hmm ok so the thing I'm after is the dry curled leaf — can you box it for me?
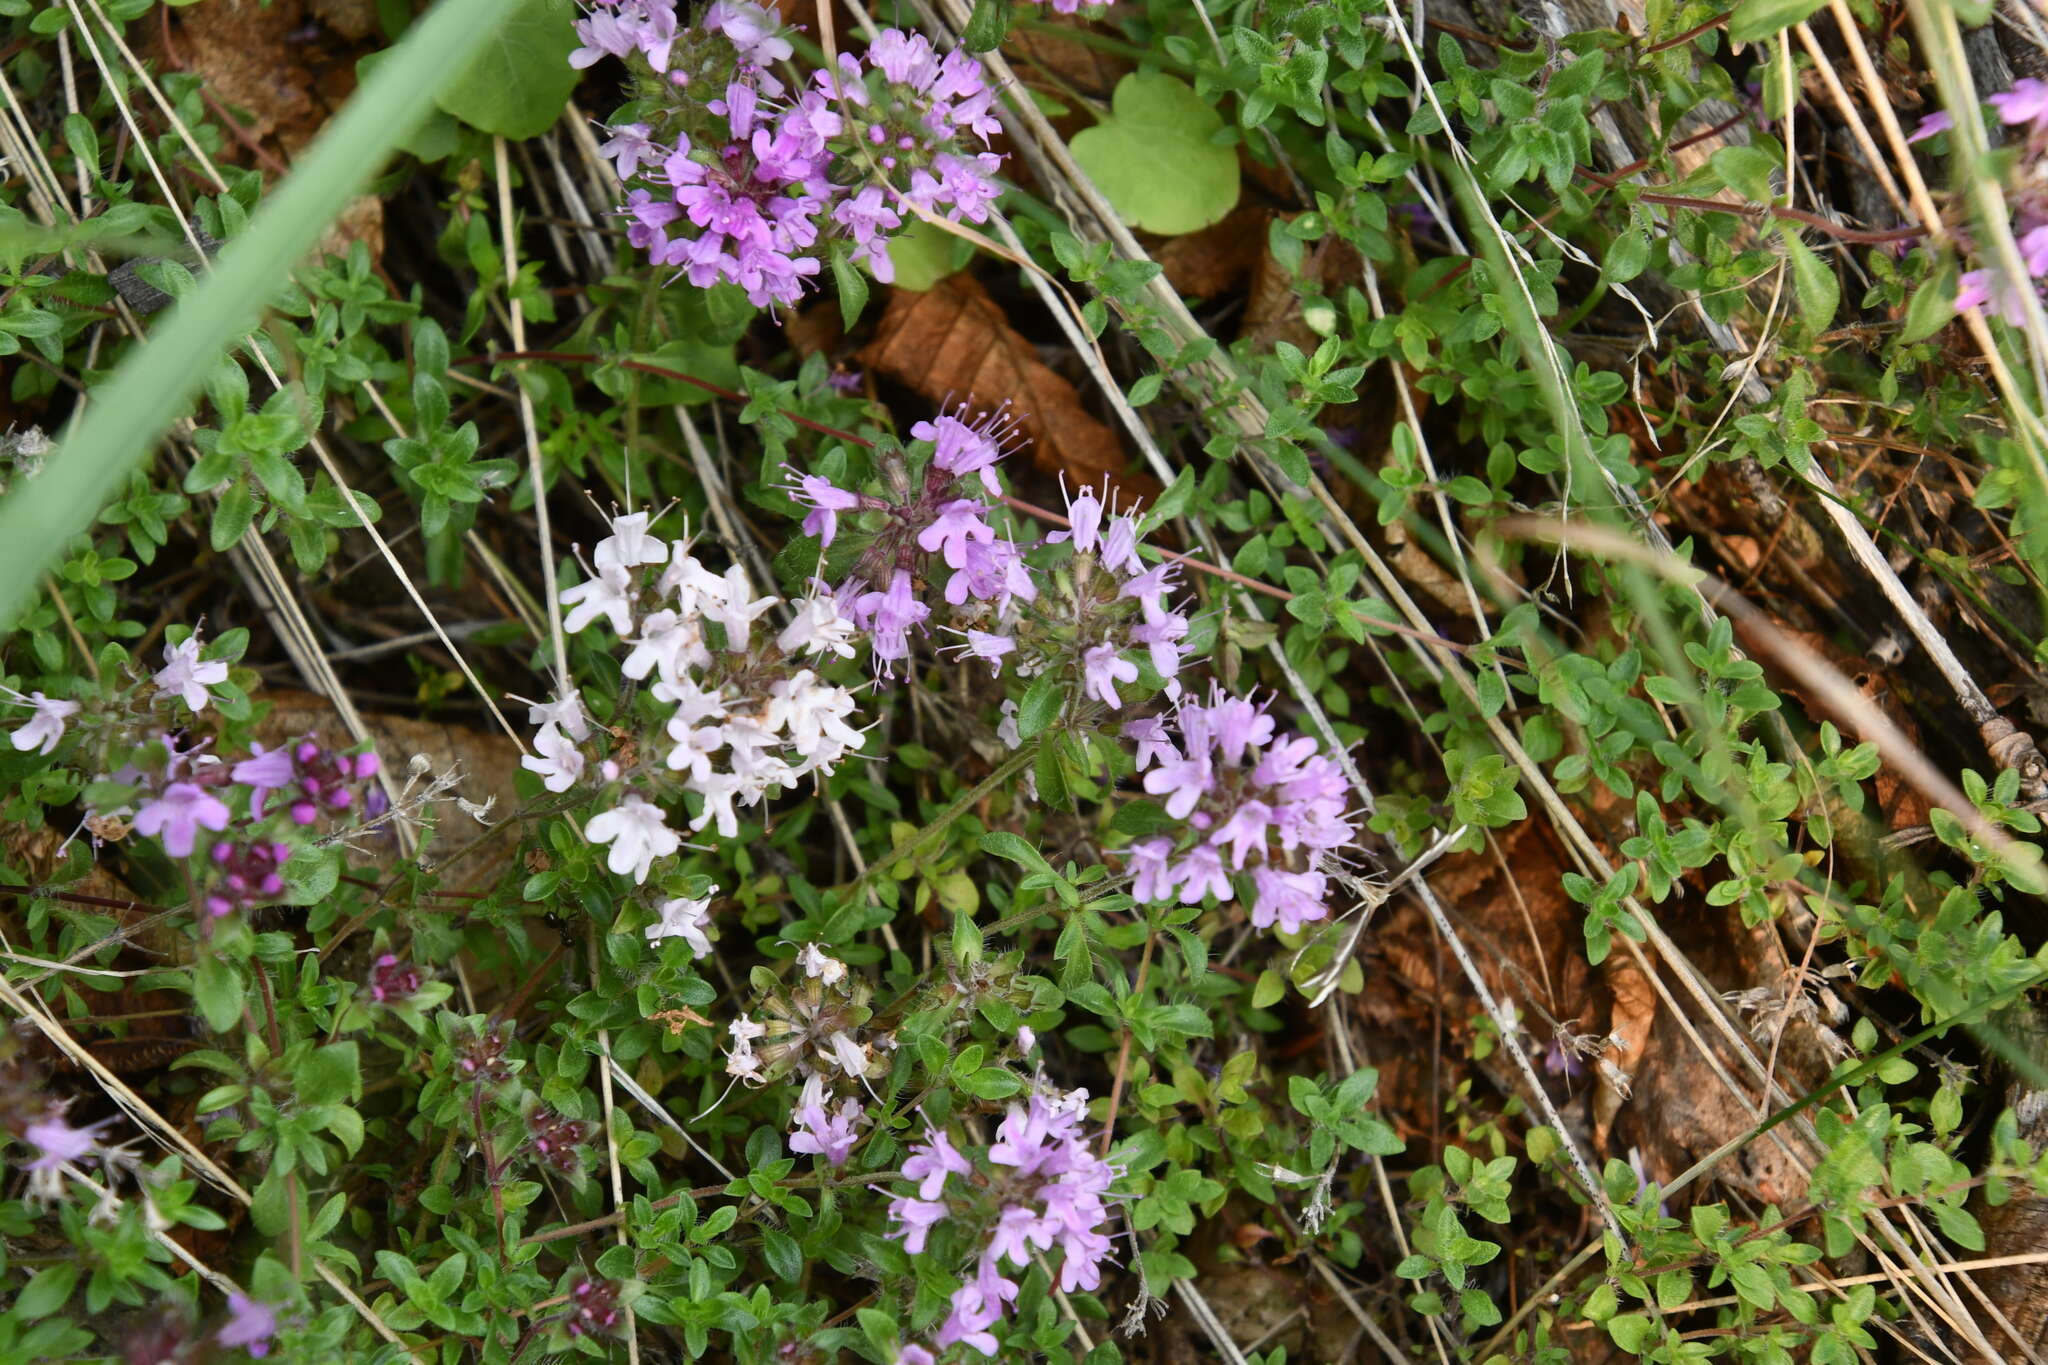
[1593,949,1655,1147]
[858,273,1155,498]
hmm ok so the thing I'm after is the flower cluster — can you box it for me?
[1122,688,1357,934]
[959,480,1190,712]
[90,731,385,922]
[561,1275,625,1340]
[790,408,1189,722]
[1941,78,2048,322]
[787,405,1030,674]
[534,511,868,884]
[885,1089,1116,1358]
[724,942,884,1088]
[579,1,1004,307]
[3,628,235,760]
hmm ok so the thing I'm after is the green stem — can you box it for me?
[842,740,1041,902]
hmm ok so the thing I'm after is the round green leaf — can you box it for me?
[1070,72,1241,236]
[435,0,580,138]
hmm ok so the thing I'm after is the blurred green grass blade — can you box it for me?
[0,0,511,630]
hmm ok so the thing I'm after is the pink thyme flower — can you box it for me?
[216,1293,279,1358]
[153,634,229,713]
[789,1092,863,1166]
[1907,110,1951,143]
[133,781,231,858]
[1991,77,2048,128]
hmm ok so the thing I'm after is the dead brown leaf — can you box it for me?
[1159,204,1268,301]
[858,273,1155,498]
[1006,12,1130,103]
[255,689,522,890]
[1243,216,1363,355]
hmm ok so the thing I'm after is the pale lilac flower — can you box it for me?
[133,781,231,858]
[521,724,585,794]
[901,1125,973,1199]
[647,890,716,954]
[709,565,778,650]
[936,1282,1002,1356]
[2021,224,2048,278]
[5,690,77,755]
[777,592,859,659]
[790,475,862,546]
[896,1348,937,1365]
[1082,642,1139,708]
[599,123,661,179]
[1250,865,1330,934]
[705,0,792,63]
[685,768,747,838]
[890,1194,948,1253]
[22,1106,112,1172]
[586,795,681,884]
[154,635,229,712]
[229,742,296,813]
[622,609,709,685]
[1122,717,1177,772]
[860,569,931,668]
[914,409,1006,495]
[826,1030,869,1076]
[917,499,995,567]
[726,1015,768,1081]
[1956,267,2034,324]
[946,629,1014,676]
[1127,837,1176,903]
[217,1293,280,1358]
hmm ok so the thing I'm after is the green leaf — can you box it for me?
[0,0,517,629]
[980,830,1055,878]
[1727,0,1831,44]
[962,0,1016,51]
[302,1042,363,1106]
[1781,230,1839,332]
[210,481,256,552]
[1070,72,1241,235]
[1251,968,1284,1009]
[1016,672,1062,739]
[16,1262,78,1319]
[830,246,869,330]
[1606,1312,1655,1353]
[762,1228,802,1281]
[434,0,579,137]
[1900,262,1957,343]
[885,217,969,292]
[193,953,244,1033]
[1710,144,1780,203]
